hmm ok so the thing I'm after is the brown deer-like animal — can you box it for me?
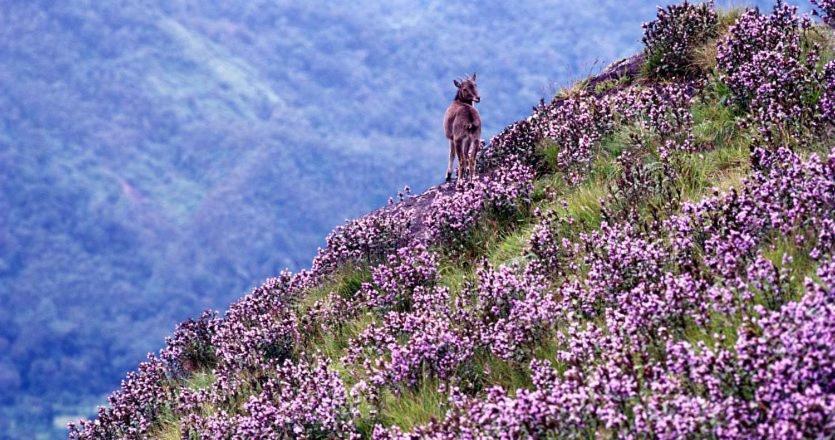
[444,73,481,182]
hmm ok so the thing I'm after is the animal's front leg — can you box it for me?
[446,139,455,182]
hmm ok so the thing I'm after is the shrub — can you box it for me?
[642,1,719,78]
[312,208,412,275]
[716,2,821,141]
[68,356,175,439]
[186,357,357,438]
[161,310,220,375]
[822,60,835,123]
[812,0,835,27]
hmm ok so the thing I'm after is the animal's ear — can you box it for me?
[471,72,477,81]
[453,79,461,88]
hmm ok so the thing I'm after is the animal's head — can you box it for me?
[454,73,480,103]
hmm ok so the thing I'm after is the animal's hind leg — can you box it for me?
[468,137,479,179]
[446,139,455,182]
[455,139,465,182]
[461,139,471,180]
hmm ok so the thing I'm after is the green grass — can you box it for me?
[682,310,742,351]
[378,379,449,431]
[296,264,370,314]
[487,224,535,267]
[676,142,749,201]
[692,8,745,73]
[475,352,534,393]
[691,85,740,148]
[762,234,821,300]
[149,406,181,440]
[150,48,832,437]
[438,258,475,293]
[187,371,215,391]
[680,82,752,200]
[311,312,376,365]
[593,76,632,95]
[555,78,589,100]
[805,24,835,70]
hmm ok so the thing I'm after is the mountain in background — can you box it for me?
[0,0,795,437]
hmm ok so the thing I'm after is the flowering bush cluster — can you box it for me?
[186,357,358,439]
[361,244,438,312]
[481,118,542,171]
[642,0,719,78]
[71,3,835,437]
[67,271,311,439]
[160,310,220,376]
[533,93,615,183]
[312,208,412,275]
[374,146,835,439]
[717,2,821,141]
[343,261,559,400]
[462,262,556,361]
[616,83,698,153]
[822,60,835,123]
[527,207,580,277]
[424,160,534,246]
[68,356,174,439]
[211,272,310,377]
[812,0,835,26]
[345,285,475,397]
[670,147,835,284]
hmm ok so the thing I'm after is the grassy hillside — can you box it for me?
[66,0,835,438]
[5,1,766,436]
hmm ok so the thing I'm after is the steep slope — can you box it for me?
[68,1,835,438]
[2,1,741,436]
[4,1,740,436]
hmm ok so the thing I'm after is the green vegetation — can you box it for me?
[9,2,695,436]
[303,71,832,431]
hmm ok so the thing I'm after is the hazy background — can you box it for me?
[0,0,804,437]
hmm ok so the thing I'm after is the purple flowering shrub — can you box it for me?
[617,83,698,152]
[160,310,220,376]
[642,0,719,78]
[534,93,615,183]
[361,244,438,313]
[211,272,310,378]
[344,286,475,398]
[602,138,683,224]
[527,207,581,277]
[736,263,835,438]
[312,208,412,275]
[67,355,174,439]
[481,118,542,171]
[812,0,835,26]
[717,2,822,141]
[185,357,358,439]
[424,160,534,247]
[822,60,835,123]
[423,185,485,246]
[670,147,835,285]
[461,262,556,362]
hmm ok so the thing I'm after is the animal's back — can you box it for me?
[444,102,481,140]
